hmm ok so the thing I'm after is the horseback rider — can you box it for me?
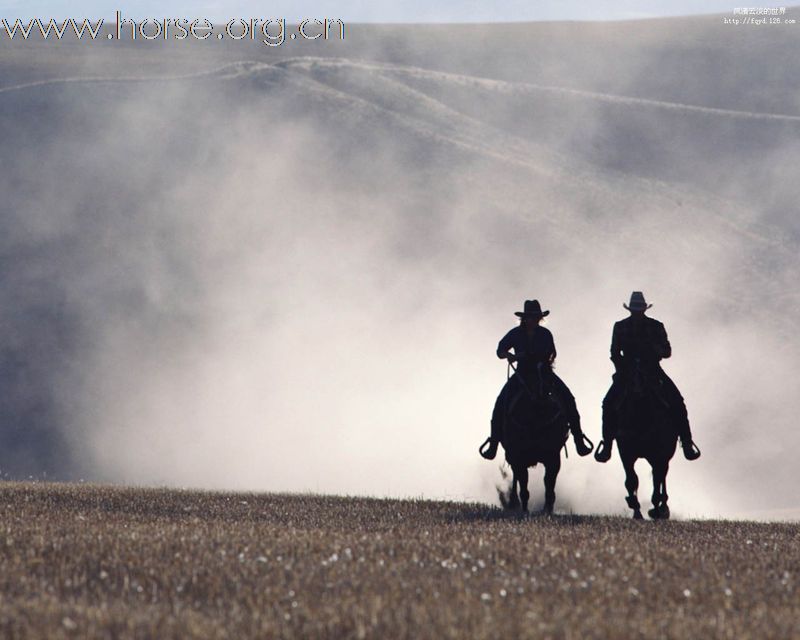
[480,299,593,460]
[595,291,701,462]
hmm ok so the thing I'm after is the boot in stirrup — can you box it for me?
[681,438,701,461]
[594,439,613,463]
[479,437,499,460]
[571,426,593,457]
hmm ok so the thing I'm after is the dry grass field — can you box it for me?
[0,483,797,639]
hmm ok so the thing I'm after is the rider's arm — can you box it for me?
[496,328,517,360]
[546,329,557,364]
[653,322,672,359]
[610,322,623,369]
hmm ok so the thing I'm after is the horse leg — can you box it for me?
[622,453,643,520]
[543,453,561,515]
[517,465,530,513]
[661,469,670,519]
[508,469,520,510]
[648,462,671,520]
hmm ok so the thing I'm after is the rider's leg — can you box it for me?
[481,377,513,460]
[595,384,618,462]
[550,373,592,456]
[661,376,700,460]
[490,391,504,441]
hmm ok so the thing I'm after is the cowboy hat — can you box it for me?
[515,299,549,318]
[623,291,653,311]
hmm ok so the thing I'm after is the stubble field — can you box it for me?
[0,482,797,639]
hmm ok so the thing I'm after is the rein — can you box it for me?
[508,361,545,399]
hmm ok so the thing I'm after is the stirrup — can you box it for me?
[682,440,701,461]
[479,438,498,460]
[574,433,594,457]
[594,439,612,463]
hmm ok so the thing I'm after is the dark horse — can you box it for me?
[488,364,571,514]
[614,359,678,520]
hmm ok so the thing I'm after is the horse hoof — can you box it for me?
[542,504,554,516]
[633,511,644,520]
[648,505,670,520]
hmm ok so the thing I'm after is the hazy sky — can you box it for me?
[1,1,753,22]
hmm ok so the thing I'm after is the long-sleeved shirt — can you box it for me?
[610,315,671,369]
[496,325,556,373]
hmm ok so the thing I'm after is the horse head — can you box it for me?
[504,367,566,453]
[615,358,674,445]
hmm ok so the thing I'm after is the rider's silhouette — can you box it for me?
[595,291,701,462]
[480,299,593,460]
